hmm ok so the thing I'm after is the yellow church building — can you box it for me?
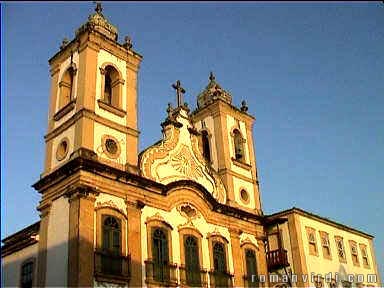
[1,4,381,288]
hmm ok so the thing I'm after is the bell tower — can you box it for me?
[191,72,262,214]
[43,3,142,176]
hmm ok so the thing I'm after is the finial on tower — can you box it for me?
[60,37,70,50]
[240,100,248,112]
[94,1,103,14]
[209,71,216,82]
[123,36,133,50]
[167,102,173,117]
[172,80,186,107]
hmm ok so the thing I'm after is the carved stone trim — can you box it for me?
[177,203,200,221]
[145,213,173,230]
[240,236,259,250]
[140,126,181,179]
[95,200,127,218]
[101,134,122,159]
[97,99,126,117]
[45,108,139,142]
[64,184,99,202]
[231,157,252,170]
[53,100,76,121]
[206,229,229,243]
[55,137,70,162]
[177,222,203,239]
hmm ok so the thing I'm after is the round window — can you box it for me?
[102,135,121,159]
[105,138,118,154]
[56,138,69,161]
[240,189,249,203]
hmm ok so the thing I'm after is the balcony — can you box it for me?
[145,259,178,287]
[266,248,289,270]
[179,265,208,287]
[209,270,234,288]
[94,250,131,284]
[243,275,259,287]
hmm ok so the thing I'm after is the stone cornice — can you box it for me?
[265,207,374,239]
[32,149,264,223]
[191,98,255,123]
[49,30,142,68]
[45,108,139,142]
[1,221,40,257]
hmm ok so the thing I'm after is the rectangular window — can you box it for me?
[21,261,34,288]
[305,227,318,256]
[359,244,370,268]
[319,231,331,259]
[334,236,346,263]
[348,240,359,266]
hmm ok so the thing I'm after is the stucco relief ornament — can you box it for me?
[170,145,203,179]
[95,200,127,217]
[177,203,200,221]
[139,81,227,204]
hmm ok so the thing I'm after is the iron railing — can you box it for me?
[243,274,259,287]
[266,248,289,270]
[144,259,178,286]
[94,250,131,281]
[209,270,234,287]
[179,265,208,287]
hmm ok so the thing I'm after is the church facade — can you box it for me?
[2,5,380,288]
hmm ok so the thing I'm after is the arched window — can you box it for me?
[213,241,229,287]
[20,260,34,288]
[184,235,201,286]
[102,65,121,108]
[201,130,211,163]
[245,249,258,287]
[59,67,75,109]
[102,215,122,275]
[213,242,226,272]
[233,129,244,161]
[152,228,169,282]
[104,73,112,104]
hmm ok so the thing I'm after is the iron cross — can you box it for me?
[94,1,103,14]
[172,80,186,107]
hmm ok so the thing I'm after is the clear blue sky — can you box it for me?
[2,2,383,279]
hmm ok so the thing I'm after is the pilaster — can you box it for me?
[257,239,269,288]
[125,199,144,287]
[36,204,51,287]
[67,187,97,287]
[229,229,244,287]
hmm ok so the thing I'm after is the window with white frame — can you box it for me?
[335,237,346,262]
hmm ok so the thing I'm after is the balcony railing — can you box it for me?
[266,248,289,270]
[94,250,131,282]
[243,275,259,287]
[145,259,178,287]
[209,270,234,288]
[179,265,208,287]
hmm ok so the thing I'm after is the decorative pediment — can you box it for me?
[95,200,127,217]
[240,234,259,249]
[139,107,227,204]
